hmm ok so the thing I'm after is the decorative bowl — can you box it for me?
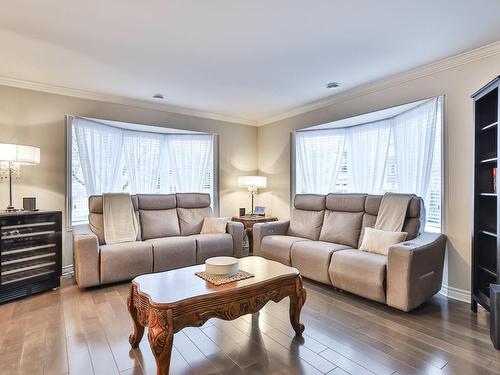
[205,256,239,276]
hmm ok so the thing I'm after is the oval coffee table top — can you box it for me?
[132,256,299,305]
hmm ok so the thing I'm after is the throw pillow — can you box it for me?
[359,227,407,256]
[201,217,229,234]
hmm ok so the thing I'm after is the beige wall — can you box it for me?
[0,85,258,266]
[257,53,500,294]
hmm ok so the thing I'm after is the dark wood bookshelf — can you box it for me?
[472,76,500,313]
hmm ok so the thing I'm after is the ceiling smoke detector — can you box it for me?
[153,93,165,99]
[326,82,340,89]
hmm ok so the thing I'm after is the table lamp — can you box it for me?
[238,175,267,215]
[0,143,40,211]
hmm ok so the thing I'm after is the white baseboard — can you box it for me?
[439,284,470,303]
[62,264,74,276]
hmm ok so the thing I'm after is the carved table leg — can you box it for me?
[128,284,145,348]
[148,309,174,375]
[289,275,306,336]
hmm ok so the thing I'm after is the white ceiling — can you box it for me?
[1,0,500,124]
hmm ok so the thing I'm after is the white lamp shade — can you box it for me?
[0,143,40,165]
[238,175,267,188]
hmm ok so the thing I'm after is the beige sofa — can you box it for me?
[73,193,245,288]
[253,193,446,312]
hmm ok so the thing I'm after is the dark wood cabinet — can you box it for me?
[0,211,62,304]
[472,76,500,312]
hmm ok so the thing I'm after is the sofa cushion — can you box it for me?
[294,194,326,211]
[365,195,424,240]
[89,194,138,213]
[326,194,366,212]
[201,217,229,234]
[403,218,420,241]
[139,209,180,240]
[287,208,324,240]
[177,207,214,236]
[358,213,377,247]
[190,233,233,263]
[89,211,141,245]
[100,241,153,284]
[176,193,211,208]
[359,227,407,256]
[291,241,351,284]
[89,213,105,245]
[260,235,310,266]
[137,194,176,210]
[319,211,363,248]
[329,249,387,303]
[147,236,196,272]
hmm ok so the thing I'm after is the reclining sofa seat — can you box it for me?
[73,193,245,288]
[253,193,446,312]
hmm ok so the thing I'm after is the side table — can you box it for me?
[232,216,278,254]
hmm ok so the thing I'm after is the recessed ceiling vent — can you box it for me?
[153,93,165,99]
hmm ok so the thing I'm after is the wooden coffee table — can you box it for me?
[127,256,306,375]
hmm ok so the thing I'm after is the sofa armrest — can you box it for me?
[253,220,290,255]
[227,221,246,258]
[72,224,100,288]
[386,232,446,311]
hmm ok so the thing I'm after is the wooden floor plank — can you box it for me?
[0,275,499,375]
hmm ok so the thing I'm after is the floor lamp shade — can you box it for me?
[0,143,40,211]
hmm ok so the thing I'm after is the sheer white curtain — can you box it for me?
[392,97,440,198]
[295,129,346,194]
[73,117,123,196]
[346,120,392,193]
[167,134,214,192]
[122,131,164,194]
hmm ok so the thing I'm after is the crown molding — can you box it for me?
[258,41,500,126]
[0,76,257,126]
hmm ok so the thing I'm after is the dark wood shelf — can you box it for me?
[478,265,498,278]
[480,157,498,164]
[472,77,499,314]
[479,230,498,238]
[481,122,498,132]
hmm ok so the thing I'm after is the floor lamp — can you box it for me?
[238,175,267,215]
[0,143,40,211]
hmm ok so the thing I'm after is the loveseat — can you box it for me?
[73,193,245,288]
[253,193,446,311]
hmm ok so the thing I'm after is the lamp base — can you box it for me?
[5,206,18,212]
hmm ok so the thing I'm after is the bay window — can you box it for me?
[68,116,217,225]
[293,97,443,231]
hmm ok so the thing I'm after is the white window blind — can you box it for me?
[293,97,443,230]
[70,117,215,225]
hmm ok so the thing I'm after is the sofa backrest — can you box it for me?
[137,194,180,240]
[176,193,214,236]
[88,195,141,245]
[360,194,424,246]
[87,193,214,243]
[319,194,366,248]
[291,193,425,248]
[287,194,325,240]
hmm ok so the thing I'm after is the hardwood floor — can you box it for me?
[0,275,498,375]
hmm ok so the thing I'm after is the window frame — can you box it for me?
[289,96,445,233]
[65,116,220,229]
